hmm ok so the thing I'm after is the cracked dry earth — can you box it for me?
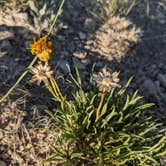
[0,0,166,165]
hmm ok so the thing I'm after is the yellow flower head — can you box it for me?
[30,35,52,62]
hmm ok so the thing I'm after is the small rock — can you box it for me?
[158,74,166,89]
[73,51,87,59]
[68,27,75,34]
[73,58,86,70]
[96,61,103,68]
[137,69,146,81]
[147,64,159,78]
[150,11,165,24]
[79,32,87,40]
[1,40,11,48]
[158,63,164,69]
[84,18,96,31]
[0,51,7,58]
[81,58,91,65]
[74,37,79,41]
[155,81,166,103]
[141,79,157,98]
[57,59,70,74]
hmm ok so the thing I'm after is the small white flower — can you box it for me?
[93,67,121,93]
[30,61,53,86]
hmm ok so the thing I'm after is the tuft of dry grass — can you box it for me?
[0,100,56,166]
[91,16,142,61]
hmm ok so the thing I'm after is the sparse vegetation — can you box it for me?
[45,70,166,166]
[0,0,165,165]
[86,0,150,22]
[86,0,138,22]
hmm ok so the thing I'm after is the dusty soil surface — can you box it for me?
[56,0,166,122]
[0,0,166,165]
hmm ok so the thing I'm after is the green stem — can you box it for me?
[51,77,64,101]
[48,0,65,36]
[0,0,66,103]
[46,77,63,102]
[45,83,58,101]
[0,56,38,103]
[95,93,105,122]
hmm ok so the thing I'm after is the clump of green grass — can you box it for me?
[44,68,166,166]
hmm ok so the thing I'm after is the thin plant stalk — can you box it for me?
[95,93,105,122]
[46,77,64,102]
[46,84,58,100]
[0,0,65,103]
[50,77,64,101]
[48,0,65,36]
[0,56,37,103]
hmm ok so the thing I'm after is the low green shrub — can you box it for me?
[45,69,166,166]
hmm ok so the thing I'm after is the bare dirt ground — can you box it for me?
[56,0,166,122]
[0,0,166,165]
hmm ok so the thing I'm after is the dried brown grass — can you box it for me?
[0,99,56,166]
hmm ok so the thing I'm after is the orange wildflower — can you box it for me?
[30,35,52,62]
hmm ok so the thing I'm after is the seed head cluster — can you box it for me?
[93,67,121,93]
[30,61,53,86]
